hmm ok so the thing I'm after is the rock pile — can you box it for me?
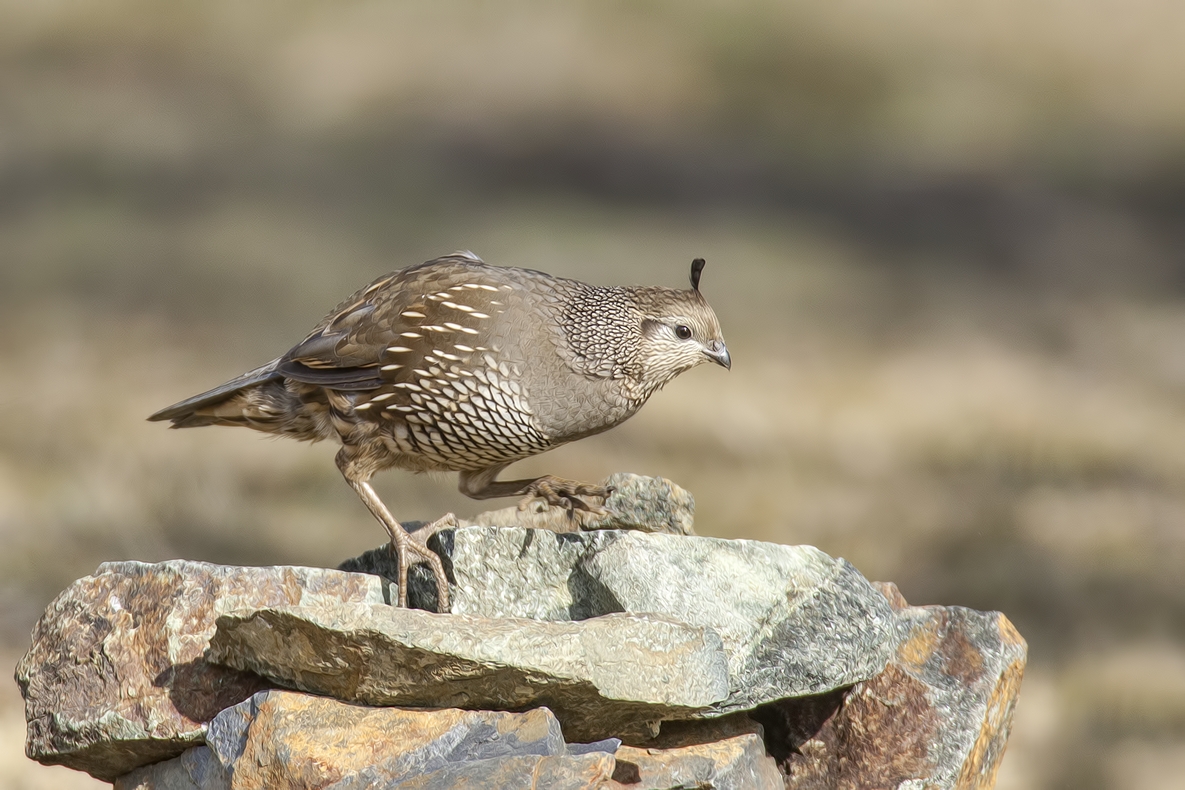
[14,475,1026,789]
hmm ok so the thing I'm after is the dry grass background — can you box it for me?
[3,2,1185,788]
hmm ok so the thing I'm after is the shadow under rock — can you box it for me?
[158,658,271,726]
[564,564,624,623]
[748,688,848,769]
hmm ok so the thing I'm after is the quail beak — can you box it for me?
[705,340,732,370]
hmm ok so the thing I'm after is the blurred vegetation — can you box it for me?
[3,2,1185,788]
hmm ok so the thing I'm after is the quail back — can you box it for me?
[151,251,729,481]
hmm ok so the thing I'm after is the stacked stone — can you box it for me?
[14,475,1026,789]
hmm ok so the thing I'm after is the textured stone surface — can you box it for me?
[14,560,386,781]
[114,747,228,790]
[374,527,897,714]
[207,601,729,741]
[611,733,782,789]
[754,583,1028,789]
[381,753,617,790]
[201,690,573,790]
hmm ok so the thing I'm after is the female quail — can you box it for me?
[150,252,731,611]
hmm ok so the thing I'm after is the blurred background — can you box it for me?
[2,1,1184,787]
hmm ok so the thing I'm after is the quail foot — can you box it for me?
[150,253,731,611]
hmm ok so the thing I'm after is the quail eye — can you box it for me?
[675,324,692,340]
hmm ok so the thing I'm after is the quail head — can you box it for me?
[149,252,731,611]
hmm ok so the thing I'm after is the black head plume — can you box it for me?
[690,258,706,292]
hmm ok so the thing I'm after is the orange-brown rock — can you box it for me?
[206,691,571,789]
[388,753,616,789]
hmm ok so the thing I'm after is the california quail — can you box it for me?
[149,252,731,611]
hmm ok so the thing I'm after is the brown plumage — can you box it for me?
[149,252,731,610]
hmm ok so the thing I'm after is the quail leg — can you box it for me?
[459,467,613,515]
[346,476,455,611]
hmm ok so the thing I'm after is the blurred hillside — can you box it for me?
[3,2,1185,788]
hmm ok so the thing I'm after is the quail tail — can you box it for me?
[147,359,283,426]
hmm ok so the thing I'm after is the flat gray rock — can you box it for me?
[207,601,730,741]
[15,560,387,781]
[395,527,897,714]
[342,474,698,606]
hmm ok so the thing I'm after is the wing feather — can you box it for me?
[277,254,502,392]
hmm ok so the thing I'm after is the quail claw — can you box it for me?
[517,476,613,518]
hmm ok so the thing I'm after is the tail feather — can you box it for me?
[148,358,283,426]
